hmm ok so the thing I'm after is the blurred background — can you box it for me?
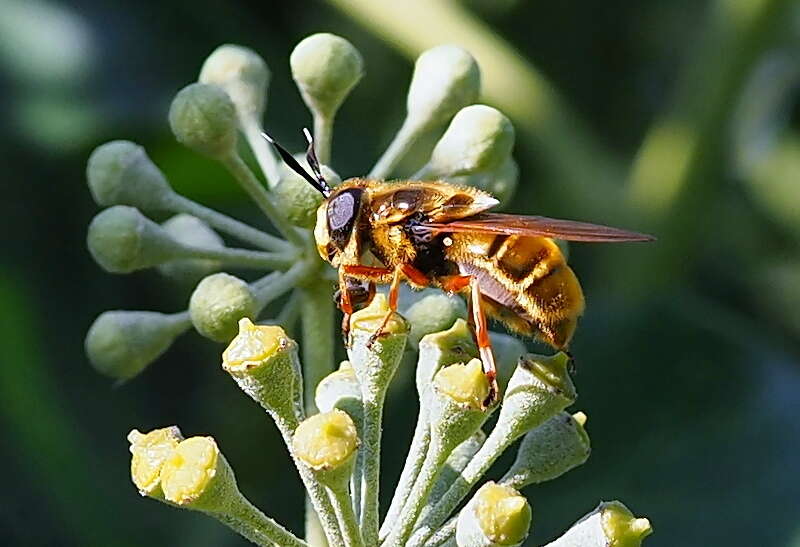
[2,0,799,545]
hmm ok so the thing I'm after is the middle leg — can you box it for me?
[465,276,500,407]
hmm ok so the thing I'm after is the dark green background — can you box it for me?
[2,1,799,545]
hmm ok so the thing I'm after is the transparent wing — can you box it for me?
[421,213,655,242]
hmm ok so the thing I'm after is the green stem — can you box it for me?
[385,441,447,547]
[299,281,336,413]
[369,117,425,179]
[379,411,431,540]
[408,426,514,547]
[328,484,365,547]
[314,113,335,165]
[273,414,345,547]
[180,245,296,270]
[422,518,456,547]
[213,495,309,547]
[166,193,290,252]
[242,115,283,187]
[221,152,305,247]
[360,396,386,547]
[253,261,314,312]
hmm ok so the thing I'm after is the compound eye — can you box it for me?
[327,188,363,248]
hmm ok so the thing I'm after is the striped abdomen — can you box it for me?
[445,232,585,349]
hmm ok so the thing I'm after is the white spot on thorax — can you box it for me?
[443,237,453,247]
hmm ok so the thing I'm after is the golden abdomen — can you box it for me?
[447,233,585,349]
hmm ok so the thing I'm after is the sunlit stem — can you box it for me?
[180,245,296,270]
[241,116,283,187]
[327,483,365,547]
[313,113,335,165]
[369,117,425,179]
[212,495,309,547]
[252,261,313,313]
[380,413,430,540]
[221,151,306,248]
[165,193,290,252]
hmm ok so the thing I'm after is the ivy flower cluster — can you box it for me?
[85,33,652,546]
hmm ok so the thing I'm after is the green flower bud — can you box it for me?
[406,45,481,131]
[405,292,467,349]
[290,33,364,118]
[85,310,189,380]
[544,501,652,547]
[274,156,341,228]
[501,411,590,489]
[457,482,532,547]
[199,44,270,120]
[87,206,184,274]
[169,83,238,159]
[86,140,175,211]
[425,105,515,178]
[447,156,519,208]
[493,352,577,443]
[315,361,362,419]
[189,273,257,342]
[222,318,301,425]
[292,409,359,486]
[128,426,184,498]
[157,214,224,285]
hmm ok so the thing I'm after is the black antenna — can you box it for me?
[261,131,332,197]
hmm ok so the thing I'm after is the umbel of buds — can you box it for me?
[87,32,652,547]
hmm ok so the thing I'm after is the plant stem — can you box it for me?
[273,414,345,547]
[379,411,430,540]
[221,152,305,248]
[385,441,447,547]
[253,261,314,313]
[313,113,335,165]
[213,495,309,547]
[369,117,424,179]
[166,193,290,252]
[242,116,283,187]
[299,281,335,413]
[360,396,385,547]
[422,518,456,547]
[180,245,296,270]
[328,484,365,547]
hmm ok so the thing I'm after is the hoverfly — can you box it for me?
[264,130,654,405]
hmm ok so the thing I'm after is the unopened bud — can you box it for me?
[87,206,184,274]
[169,83,238,159]
[448,156,519,208]
[315,361,362,418]
[292,409,359,485]
[222,318,300,423]
[189,273,257,342]
[290,33,364,118]
[157,214,224,284]
[425,105,515,178]
[457,482,532,547]
[86,140,175,211]
[405,292,467,349]
[86,310,189,380]
[128,426,184,498]
[274,156,341,228]
[501,411,590,489]
[543,501,652,547]
[406,45,481,131]
[199,44,270,120]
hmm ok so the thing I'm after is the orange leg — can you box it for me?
[366,266,403,348]
[342,264,394,281]
[466,277,499,407]
[439,274,472,294]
